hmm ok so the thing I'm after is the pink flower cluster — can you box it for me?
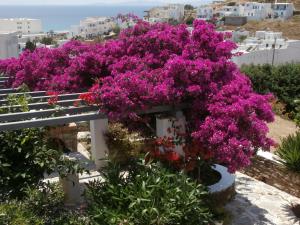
[0,20,275,172]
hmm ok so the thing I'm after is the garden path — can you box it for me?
[226,172,300,225]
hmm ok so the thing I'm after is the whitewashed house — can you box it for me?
[0,18,42,35]
[146,4,185,22]
[68,17,116,39]
[239,2,272,21]
[233,39,300,66]
[18,33,48,43]
[0,31,18,59]
[272,3,294,20]
[234,30,287,53]
[231,30,297,66]
[79,17,115,38]
[196,5,214,20]
[217,5,241,17]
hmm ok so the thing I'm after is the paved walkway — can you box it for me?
[226,172,300,225]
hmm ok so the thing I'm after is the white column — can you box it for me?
[90,118,109,170]
[156,111,186,156]
[60,173,82,207]
[59,154,83,207]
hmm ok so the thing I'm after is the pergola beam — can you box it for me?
[0,105,99,122]
[0,93,84,105]
[0,99,83,111]
[0,91,47,99]
[0,112,105,131]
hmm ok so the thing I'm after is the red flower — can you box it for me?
[166,151,181,161]
[73,100,80,107]
[79,92,96,105]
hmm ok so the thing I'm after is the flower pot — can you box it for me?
[208,164,236,206]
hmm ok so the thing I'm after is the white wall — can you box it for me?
[0,32,19,59]
[232,40,300,66]
[0,18,43,34]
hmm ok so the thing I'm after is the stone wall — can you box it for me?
[224,16,247,26]
[241,156,300,198]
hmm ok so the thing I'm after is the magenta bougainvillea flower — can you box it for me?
[0,20,275,172]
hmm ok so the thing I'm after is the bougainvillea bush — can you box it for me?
[0,20,275,172]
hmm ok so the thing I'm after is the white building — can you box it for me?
[233,40,300,66]
[197,5,214,20]
[68,17,115,39]
[80,17,115,38]
[217,5,241,17]
[235,30,287,52]
[0,31,18,59]
[18,33,48,43]
[0,18,42,35]
[232,30,300,66]
[272,3,294,20]
[239,2,272,21]
[146,4,185,22]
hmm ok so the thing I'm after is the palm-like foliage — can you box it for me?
[276,132,300,172]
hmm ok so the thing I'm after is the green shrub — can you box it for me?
[276,132,300,172]
[0,201,43,225]
[0,93,82,200]
[0,184,89,225]
[295,100,300,127]
[105,123,145,164]
[85,159,214,225]
[0,128,65,200]
[241,64,300,114]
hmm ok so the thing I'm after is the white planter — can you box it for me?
[208,164,236,194]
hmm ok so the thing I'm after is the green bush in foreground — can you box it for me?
[85,159,214,225]
[0,93,83,201]
[0,183,89,225]
[276,132,300,173]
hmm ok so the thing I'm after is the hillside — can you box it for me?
[223,15,300,39]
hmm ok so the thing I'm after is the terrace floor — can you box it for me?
[226,172,300,225]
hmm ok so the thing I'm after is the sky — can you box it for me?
[0,0,210,6]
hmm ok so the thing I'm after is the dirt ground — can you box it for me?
[268,115,298,151]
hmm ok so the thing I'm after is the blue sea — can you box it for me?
[0,5,151,32]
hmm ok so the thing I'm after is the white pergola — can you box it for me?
[0,77,187,205]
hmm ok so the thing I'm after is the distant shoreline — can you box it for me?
[0,5,150,32]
